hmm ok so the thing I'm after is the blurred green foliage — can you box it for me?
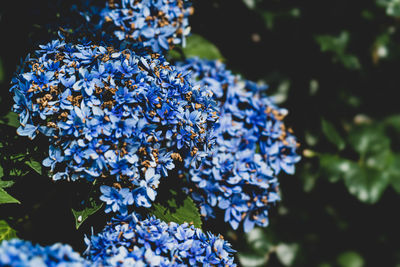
[315,31,361,70]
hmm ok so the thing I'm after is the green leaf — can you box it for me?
[384,114,400,132]
[316,31,350,53]
[167,49,183,62]
[301,168,319,192]
[343,164,389,204]
[377,0,392,8]
[347,124,390,157]
[238,228,278,267]
[315,31,360,70]
[0,178,14,189]
[339,55,361,70]
[8,168,29,177]
[150,191,202,229]
[319,154,353,183]
[0,112,20,128]
[348,124,393,173]
[386,0,400,17]
[319,153,389,203]
[240,228,298,267]
[246,228,276,254]
[0,187,20,204]
[0,166,15,188]
[321,119,345,150]
[0,220,17,242]
[385,154,400,193]
[337,251,365,267]
[276,243,299,266]
[238,252,269,267]
[72,201,103,229]
[25,159,42,175]
[242,0,261,9]
[183,34,224,60]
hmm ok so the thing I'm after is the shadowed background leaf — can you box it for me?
[0,220,17,242]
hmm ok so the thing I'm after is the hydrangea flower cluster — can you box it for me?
[0,239,89,267]
[1,0,305,265]
[0,214,235,267]
[79,0,193,53]
[10,40,218,212]
[85,212,236,266]
[177,58,300,232]
[177,58,235,100]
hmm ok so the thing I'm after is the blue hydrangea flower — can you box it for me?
[0,239,89,267]
[77,0,193,53]
[10,40,218,213]
[177,58,301,232]
[85,212,236,266]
